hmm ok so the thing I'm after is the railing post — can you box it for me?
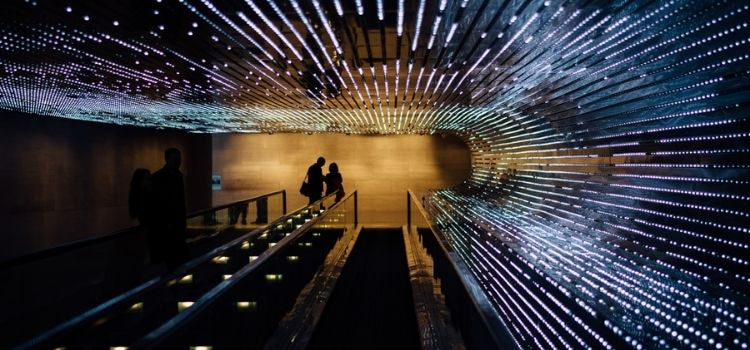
[354,191,358,226]
[282,190,287,215]
[407,191,411,230]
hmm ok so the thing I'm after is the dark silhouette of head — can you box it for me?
[130,168,152,189]
[316,156,326,167]
[165,148,182,169]
[329,162,339,173]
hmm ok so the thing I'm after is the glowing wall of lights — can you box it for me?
[417,0,750,348]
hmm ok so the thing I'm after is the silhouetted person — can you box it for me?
[229,202,248,225]
[129,168,153,225]
[306,157,325,204]
[253,197,268,224]
[152,148,188,269]
[129,168,162,262]
[324,162,344,202]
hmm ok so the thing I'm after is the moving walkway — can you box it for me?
[0,191,288,348]
[5,190,507,349]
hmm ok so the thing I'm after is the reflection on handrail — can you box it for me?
[13,190,337,350]
[0,190,286,269]
[134,189,358,349]
[407,189,513,350]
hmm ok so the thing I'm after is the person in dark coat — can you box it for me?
[324,162,344,203]
[253,197,268,224]
[129,168,153,225]
[306,157,325,204]
[129,168,161,262]
[151,148,188,269]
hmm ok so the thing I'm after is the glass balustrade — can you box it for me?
[17,190,357,350]
[2,190,287,349]
[145,191,357,349]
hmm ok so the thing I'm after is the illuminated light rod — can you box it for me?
[397,0,404,36]
[333,0,344,17]
[263,0,328,82]
[242,0,303,61]
[287,0,347,90]
[198,0,273,61]
[236,12,286,59]
[411,0,427,52]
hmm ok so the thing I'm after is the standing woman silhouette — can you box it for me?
[324,162,344,202]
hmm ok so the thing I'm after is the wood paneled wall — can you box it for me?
[212,133,471,225]
[0,111,212,260]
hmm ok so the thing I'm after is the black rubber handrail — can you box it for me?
[407,189,515,350]
[134,189,357,350]
[0,189,286,269]
[13,190,334,350]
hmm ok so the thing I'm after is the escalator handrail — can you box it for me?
[407,189,514,350]
[0,189,286,269]
[134,189,357,349]
[13,190,332,350]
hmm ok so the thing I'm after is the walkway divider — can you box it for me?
[407,189,515,350]
[260,223,363,350]
[401,224,464,349]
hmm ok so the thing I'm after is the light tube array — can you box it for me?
[0,5,749,347]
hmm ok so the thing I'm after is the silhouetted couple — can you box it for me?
[129,148,188,269]
[304,156,344,205]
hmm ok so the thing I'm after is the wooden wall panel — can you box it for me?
[211,133,471,225]
[0,111,212,260]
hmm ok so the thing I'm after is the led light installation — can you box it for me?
[2,0,750,348]
[422,1,750,348]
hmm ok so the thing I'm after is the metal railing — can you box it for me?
[0,190,287,269]
[1,190,289,349]
[14,189,355,350]
[134,189,358,349]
